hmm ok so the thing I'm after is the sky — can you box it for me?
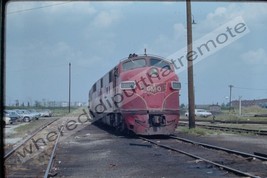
[5,1,267,106]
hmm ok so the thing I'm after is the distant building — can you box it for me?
[209,105,221,112]
[61,102,68,107]
[231,98,267,107]
[194,104,221,111]
[74,102,86,107]
[195,104,209,110]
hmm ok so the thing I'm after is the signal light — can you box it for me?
[171,81,181,90]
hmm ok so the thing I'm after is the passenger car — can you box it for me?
[28,109,41,120]
[185,109,212,118]
[14,110,35,122]
[39,110,52,117]
[4,110,21,122]
[2,116,12,127]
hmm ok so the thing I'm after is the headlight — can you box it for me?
[148,67,159,77]
[120,81,136,90]
[171,81,181,90]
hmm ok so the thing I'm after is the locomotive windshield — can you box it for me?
[122,58,146,71]
[150,58,171,70]
[122,57,172,71]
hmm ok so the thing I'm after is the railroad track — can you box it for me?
[179,122,267,136]
[4,118,63,178]
[139,136,267,178]
[180,118,267,125]
[4,118,58,159]
[44,126,63,178]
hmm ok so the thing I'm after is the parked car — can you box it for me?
[14,110,35,122]
[39,110,52,117]
[28,109,41,120]
[2,116,12,127]
[185,109,213,118]
[4,110,21,123]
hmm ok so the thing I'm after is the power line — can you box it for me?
[7,1,72,15]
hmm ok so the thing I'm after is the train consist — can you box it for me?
[88,54,181,135]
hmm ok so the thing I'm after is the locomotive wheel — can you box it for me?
[115,114,124,133]
[119,121,134,136]
[115,114,131,135]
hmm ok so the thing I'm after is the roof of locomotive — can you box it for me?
[119,54,171,64]
[89,54,174,94]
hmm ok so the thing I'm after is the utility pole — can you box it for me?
[239,96,242,116]
[186,0,196,129]
[69,62,71,113]
[229,85,233,111]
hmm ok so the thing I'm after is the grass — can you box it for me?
[48,107,77,117]
[180,105,267,122]
[62,107,89,117]
[214,114,267,122]
[7,119,50,138]
[211,123,267,130]
[6,107,85,139]
[5,106,79,117]
[241,105,267,114]
[14,120,47,133]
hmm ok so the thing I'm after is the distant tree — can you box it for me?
[42,99,46,107]
[15,100,19,107]
[35,100,41,107]
[27,102,30,107]
[180,103,185,108]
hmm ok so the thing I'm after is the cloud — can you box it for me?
[207,7,227,20]
[173,23,186,40]
[241,3,267,23]
[93,10,122,28]
[46,2,97,16]
[241,48,267,65]
[202,3,267,29]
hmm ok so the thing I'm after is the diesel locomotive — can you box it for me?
[88,54,181,135]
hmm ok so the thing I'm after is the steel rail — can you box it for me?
[4,118,58,159]
[198,124,267,135]
[44,125,64,178]
[140,137,260,178]
[179,122,267,135]
[170,136,267,161]
[179,119,267,125]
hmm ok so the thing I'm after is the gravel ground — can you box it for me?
[5,114,90,178]
[54,124,243,178]
[7,118,265,178]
